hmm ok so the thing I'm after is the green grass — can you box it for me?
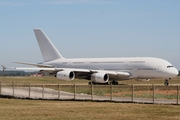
[0,76,180,85]
[118,93,178,99]
[154,94,177,99]
[0,98,180,120]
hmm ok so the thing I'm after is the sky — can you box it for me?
[0,0,180,69]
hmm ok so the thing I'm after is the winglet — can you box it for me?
[1,65,6,71]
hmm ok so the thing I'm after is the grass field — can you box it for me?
[0,98,180,120]
[0,77,180,119]
[1,76,180,100]
[0,76,180,85]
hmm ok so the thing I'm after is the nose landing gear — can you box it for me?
[164,78,171,86]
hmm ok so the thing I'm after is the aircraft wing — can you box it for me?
[58,68,131,79]
[89,70,131,76]
[53,68,131,79]
[2,66,90,73]
[2,66,131,80]
[54,68,130,77]
[1,66,57,72]
[13,62,54,68]
[85,70,131,80]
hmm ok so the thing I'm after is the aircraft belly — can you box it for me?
[138,70,155,78]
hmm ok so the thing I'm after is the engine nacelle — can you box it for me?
[91,73,109,83]
[56,71,75,81]
[136,79,150,82]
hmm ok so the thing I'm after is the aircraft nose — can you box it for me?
[166,67,179,77]
[172,68,179,77]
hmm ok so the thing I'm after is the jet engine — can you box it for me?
[91,73,109,83]
[56,71,75,81]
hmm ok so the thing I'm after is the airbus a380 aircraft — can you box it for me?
[2,29,178,85]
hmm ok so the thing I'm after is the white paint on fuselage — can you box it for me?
[43,57,178,80]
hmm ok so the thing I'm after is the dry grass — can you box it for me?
[0,77,180,119]
[0,98,180,120]
[1,76,180,100]
[106,90,178,99]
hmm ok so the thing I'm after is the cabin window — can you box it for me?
[167,66,173,68]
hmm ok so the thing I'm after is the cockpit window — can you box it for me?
[167,66,173,68]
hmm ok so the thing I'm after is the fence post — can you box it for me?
[13,82,15,96]
[91,84,93,100]
[177,85,179,105]
[153,84,155,104]
[42,84,44,99]
[110,83,113,101]
[58,84,60,99]
[0,81,1,95]
[131,84,134,102]
[29,83,31,98]
[74,84,76,100]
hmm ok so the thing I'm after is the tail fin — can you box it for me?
[1,65,6,71]
[34,29,64,62]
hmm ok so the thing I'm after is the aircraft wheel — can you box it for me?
[111,81,118,85]
[164,79,169,86]
[88,82,92,85]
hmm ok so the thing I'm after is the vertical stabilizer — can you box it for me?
[34,29,64,62]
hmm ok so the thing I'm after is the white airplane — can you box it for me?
[2,29,179,85]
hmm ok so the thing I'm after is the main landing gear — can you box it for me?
[88,82,108,85]
[88,80,119,85]
[110,80,118,85]
[164,78,171,86]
